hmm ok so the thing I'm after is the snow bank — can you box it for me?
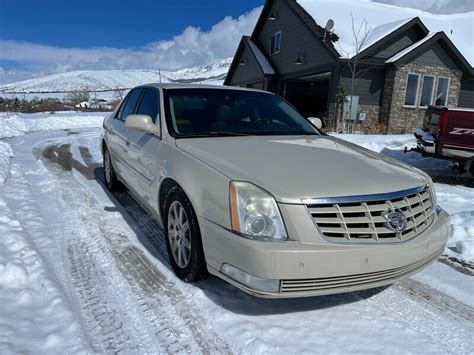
[0,142,13,185]
[0,111,106,139]
[435,184,474,263]
[334,133,416,152]
[0,186,89,353]
[337,133,474,265]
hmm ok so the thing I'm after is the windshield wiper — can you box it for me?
[208,131,253,136]
[178,131,253,138]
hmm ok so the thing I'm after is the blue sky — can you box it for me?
[0,0,263,48]
[0,0,263,84]
[0,0,471,84]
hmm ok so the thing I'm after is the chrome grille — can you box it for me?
[305,186,434,243]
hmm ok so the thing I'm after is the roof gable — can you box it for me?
[224,36,275,86]
[355,17,428,60]
[295,0,473,66]
[250,0,340,59]
[386,32,473,76]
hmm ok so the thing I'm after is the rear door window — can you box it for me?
[118,88,143,120]
[136,88,160,123]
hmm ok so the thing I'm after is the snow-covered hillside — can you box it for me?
[0,59,231,94]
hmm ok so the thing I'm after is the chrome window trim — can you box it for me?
[302,185,427,205]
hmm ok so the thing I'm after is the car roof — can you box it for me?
[134,83,271,94]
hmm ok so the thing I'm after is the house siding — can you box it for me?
[412,43,458,69]
[226,0,473,133]
[228,46,264,87]
[374,27,421,59]
[340,67,385,106]
[458,79,474,108]
[257,0,335,76]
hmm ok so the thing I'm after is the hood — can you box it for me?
[176,135,427,204]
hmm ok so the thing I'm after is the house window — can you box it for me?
[270,31,281,55]
[419,75,434,107]
[404,74,419,106]
[435,77,449,106]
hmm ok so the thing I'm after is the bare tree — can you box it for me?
[113,89,125,101]
[64,88,90,106]
[337,13,370,133]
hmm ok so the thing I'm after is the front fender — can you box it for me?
[157,143,231,229]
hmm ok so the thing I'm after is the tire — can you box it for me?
[164,186,207,282]
[103,146,121,191]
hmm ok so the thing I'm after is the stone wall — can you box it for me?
[357,104,380,126]
[385,63,462,133]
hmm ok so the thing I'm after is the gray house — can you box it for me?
[224,0,474,133]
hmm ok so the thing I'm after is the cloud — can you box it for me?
[371,0,473,14]
[0,6,262,85]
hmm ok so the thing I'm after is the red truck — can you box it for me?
[413,106,474,172]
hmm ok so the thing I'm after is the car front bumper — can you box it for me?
[200,210,450,298]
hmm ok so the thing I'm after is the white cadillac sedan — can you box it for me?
[101,84,450,298]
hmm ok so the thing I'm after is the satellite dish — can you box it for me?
[325,19,335,31]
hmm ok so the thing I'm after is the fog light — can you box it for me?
[221,264,280,293]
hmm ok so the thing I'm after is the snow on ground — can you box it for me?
[436,184,474,263]
[0,142,13,185]
[0,111,106,139]
[0,112,472,353]
[0,138,90,353]
[335,133,416,152]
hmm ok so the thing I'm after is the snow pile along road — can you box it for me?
[436,184,474,264]
[0,142,13,184]
[0,141,89,353]
[335,133,416,151]
[0,112,106,139]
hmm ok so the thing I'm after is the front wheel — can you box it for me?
[164,186,207,282]
[103,147,121,191]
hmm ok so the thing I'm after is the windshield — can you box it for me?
[164,89,321,138]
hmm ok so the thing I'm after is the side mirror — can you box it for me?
[308,117,323,129]
[125,114,154,132]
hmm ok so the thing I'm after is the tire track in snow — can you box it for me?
[396,278,474,323]
[38,139,232,354]
[4,154,162,353]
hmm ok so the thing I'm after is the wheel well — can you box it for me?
[159,178,180,217]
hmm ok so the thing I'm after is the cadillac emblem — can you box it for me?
[383,208,407,233]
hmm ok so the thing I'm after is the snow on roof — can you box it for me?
[353,18,413,56]
[296,0,474,66]
[246,38,276,75]
[385,32,437,63]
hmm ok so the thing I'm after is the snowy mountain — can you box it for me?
[0,58,231,94]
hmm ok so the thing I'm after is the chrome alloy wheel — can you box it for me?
[167,201,192,268]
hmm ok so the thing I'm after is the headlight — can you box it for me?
[229,181,288,240]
